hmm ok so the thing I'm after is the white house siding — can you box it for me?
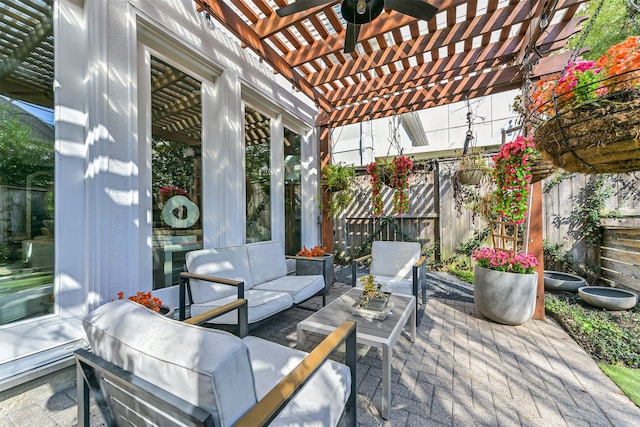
[0,0,319,387]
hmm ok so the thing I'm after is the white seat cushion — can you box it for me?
[242,336,351,427]
[186,246,253,303]
[253,275,324,304]
[247,241,288,284]
[190,289,293,324]
[370,241,421,278]
[83,300,257,427]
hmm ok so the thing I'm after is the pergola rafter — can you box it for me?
[194,0,588,127]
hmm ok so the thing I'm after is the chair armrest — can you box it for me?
[352,254,372,264]
[183,299,248,337]
[179,272,245,322]
[351,254,371,287]
[180,271,244,287]
[413,255,427,268]
[234,320,357,427]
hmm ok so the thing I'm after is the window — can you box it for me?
[284,128,301,254]
[150,56,203,288]
[0,1,55,325]
[245,106,272,243]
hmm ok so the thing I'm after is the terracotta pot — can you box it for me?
[473,265,537,325]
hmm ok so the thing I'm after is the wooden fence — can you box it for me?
[332,161,640,288]
[600,227,640,292]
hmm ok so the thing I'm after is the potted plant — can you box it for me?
[455,153,488,186]
[321,162,355,192]
[117,291,174,317]
[530,36,640,174]
[321,163,355,218]
[471,247,539,325]
[492,135,535,225]
[295,245,334,293]
[357,274,390,311]
[366,155,414,216]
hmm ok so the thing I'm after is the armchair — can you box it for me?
[77,298,357,426]
[352,241,427,324]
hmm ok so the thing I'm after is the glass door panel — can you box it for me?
[150,56,203,288]
[0,1,55,325]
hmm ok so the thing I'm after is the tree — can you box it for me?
[567,0,640,60]
[0,105,53,187]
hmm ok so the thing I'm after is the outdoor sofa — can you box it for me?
[77,298,357,426]
[179,240,327,325]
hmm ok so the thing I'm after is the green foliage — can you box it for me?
[322,163,355,218]
[571,175,617,246]
[327,191,352,218]
[152,138,194,198]
[567,0,640,60]
[599,364,640,406]
[0,105,53,187]
[545,293,640,368]
[428,227,490,272]
[322,162,355,191]
[450,268,474,284]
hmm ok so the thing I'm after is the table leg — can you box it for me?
[410,301,416,343]
[296,324,307,350]
[382,344,391,420]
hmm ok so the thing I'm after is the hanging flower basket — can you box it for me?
[457,168,485,185]
[528,152,557,183]
[530,36,640,174]
[534,93,640,174]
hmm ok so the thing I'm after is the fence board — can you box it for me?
[600,227,640,292]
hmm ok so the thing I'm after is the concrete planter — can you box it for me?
[474,265,537,325]
[578,286,638,311]
[543,271,586,293]
[295,254,334,293]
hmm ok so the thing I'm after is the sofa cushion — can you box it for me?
[247,241,288,285]
[190,289,293,324]
[253,275,324,304]
[370,241,421,278]
[242,336,351,427]
[83,300,257,427]
[186,246,253,303]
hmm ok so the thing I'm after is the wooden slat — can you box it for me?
[600,267,640,292]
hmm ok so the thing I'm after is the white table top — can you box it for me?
[297,288,415,347]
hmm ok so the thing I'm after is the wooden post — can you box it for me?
[530,180,545,320]
[319,123,334,253]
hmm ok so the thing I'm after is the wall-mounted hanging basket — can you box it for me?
[456,168,485,186]
[534,92,640,174]
[528,152,557,183]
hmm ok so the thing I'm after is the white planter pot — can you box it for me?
[474,265,538,325]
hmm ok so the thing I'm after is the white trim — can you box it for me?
[271,114,285,244]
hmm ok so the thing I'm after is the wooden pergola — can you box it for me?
[194,0,587,127]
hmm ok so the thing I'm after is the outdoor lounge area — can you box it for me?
[2,0,640,425]
[2,273,640,425]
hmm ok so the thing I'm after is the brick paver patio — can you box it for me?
[2,276,639,426]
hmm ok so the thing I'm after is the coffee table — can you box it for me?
[297,288,416,420]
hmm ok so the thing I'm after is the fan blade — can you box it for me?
[276,0,335,17]
[344,23,361,53]
[384,0,438,21]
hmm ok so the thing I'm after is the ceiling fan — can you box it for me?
[276,0,438,53]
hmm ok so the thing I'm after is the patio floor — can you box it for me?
[1,272,639,426]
